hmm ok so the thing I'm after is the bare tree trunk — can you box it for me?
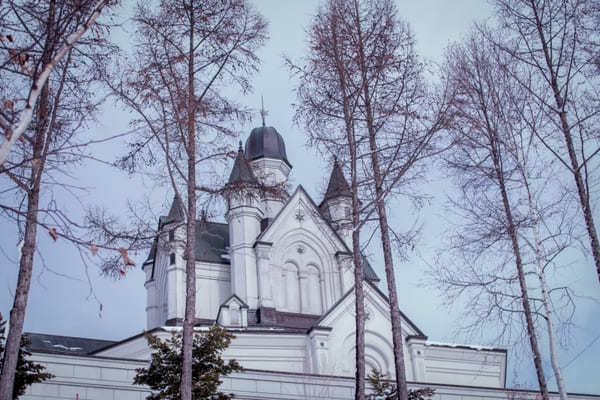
[526,188,569,400]
[535,232,569,400]
[528,0,600,285]
[351,214,366,400]
[491,144,550,400]
[180,4,196,398]
[351,0,409,396]
[367,148,409,400]
[329,6,365,397]
[0,178,41,400]
[0,2,55,396]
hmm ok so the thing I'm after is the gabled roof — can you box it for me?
[316,281,427,338]
[256,185,351,253]
[228,142,258,185]
[322,159,351,203]
[220,294,249,309]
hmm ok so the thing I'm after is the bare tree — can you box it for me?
[288,1,370,397]
[291,1,450,398]
[0,0,119,398]
[107,1,267,399]
[0,0,111,166]
[436,28,579,400]
[490,0,600,285]
[338,1,452,398]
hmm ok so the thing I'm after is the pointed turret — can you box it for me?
[320,159,352,248]
[165,194,185,223]
[228,141,258,185]
[323,158,351,202]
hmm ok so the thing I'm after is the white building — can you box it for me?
[21,125,600,399]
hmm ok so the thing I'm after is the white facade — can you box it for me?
[21,353,600,400]
[23,125,598,399]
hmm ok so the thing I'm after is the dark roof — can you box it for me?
[145,220,230,269]
[244,126,291,168]
[361,254,380,282]
[194,221,230,264]
[165,194,185,224]
[24,333,116,356]
[323,159,351,202]
[228,143,258,185]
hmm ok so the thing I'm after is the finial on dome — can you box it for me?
[260,95,268,127]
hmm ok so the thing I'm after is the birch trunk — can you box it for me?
[0,0,108,167]
[0,2,55,396]
[491,143,550,400]
[0,167,42,400]
[522,179,569,400]
[534,222,569,400]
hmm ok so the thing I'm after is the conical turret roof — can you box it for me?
[323,159,351,201]
[165,194,185,223]
[228,141,258,185]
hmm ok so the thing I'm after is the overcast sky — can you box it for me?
[1,0,599,395]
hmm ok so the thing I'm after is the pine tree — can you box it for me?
[133,326,241,400]
[0,313,54,399]
[367,369,434,400]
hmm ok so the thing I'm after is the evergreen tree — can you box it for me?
[367,369,434,400]
[134,326,241,400]
[0,313,54,399]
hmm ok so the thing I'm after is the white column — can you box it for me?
[226,203,262,308]
[255,242,274,308]
[299,271,309,313]
[308,328,331,374]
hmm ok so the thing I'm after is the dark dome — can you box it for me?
[244,126,291,167]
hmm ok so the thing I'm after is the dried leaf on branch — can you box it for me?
[119,247,135,267]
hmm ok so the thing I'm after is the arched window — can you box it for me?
[284,262,300,312]
[305,265,322,314]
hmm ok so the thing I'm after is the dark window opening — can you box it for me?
[168,230,175,241]
[169,253,176,265]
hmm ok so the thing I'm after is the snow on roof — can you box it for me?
[423,340,506,352]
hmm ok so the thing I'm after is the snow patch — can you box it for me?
[424,341,497,351]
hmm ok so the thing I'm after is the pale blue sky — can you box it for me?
[1,0,599,395]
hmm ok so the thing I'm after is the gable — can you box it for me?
[257,185,349,253]
[318,280,426,338]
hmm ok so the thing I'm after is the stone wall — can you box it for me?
[21,352,600,400]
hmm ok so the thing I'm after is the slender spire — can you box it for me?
[260,95,268,127]
[238,140,243,153]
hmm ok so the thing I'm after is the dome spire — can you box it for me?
[260,95,267,127]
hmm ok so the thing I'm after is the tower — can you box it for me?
[244,125,291,219]
[143,194,187,329]
[225,143,263,308]
[319,159,352,249]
